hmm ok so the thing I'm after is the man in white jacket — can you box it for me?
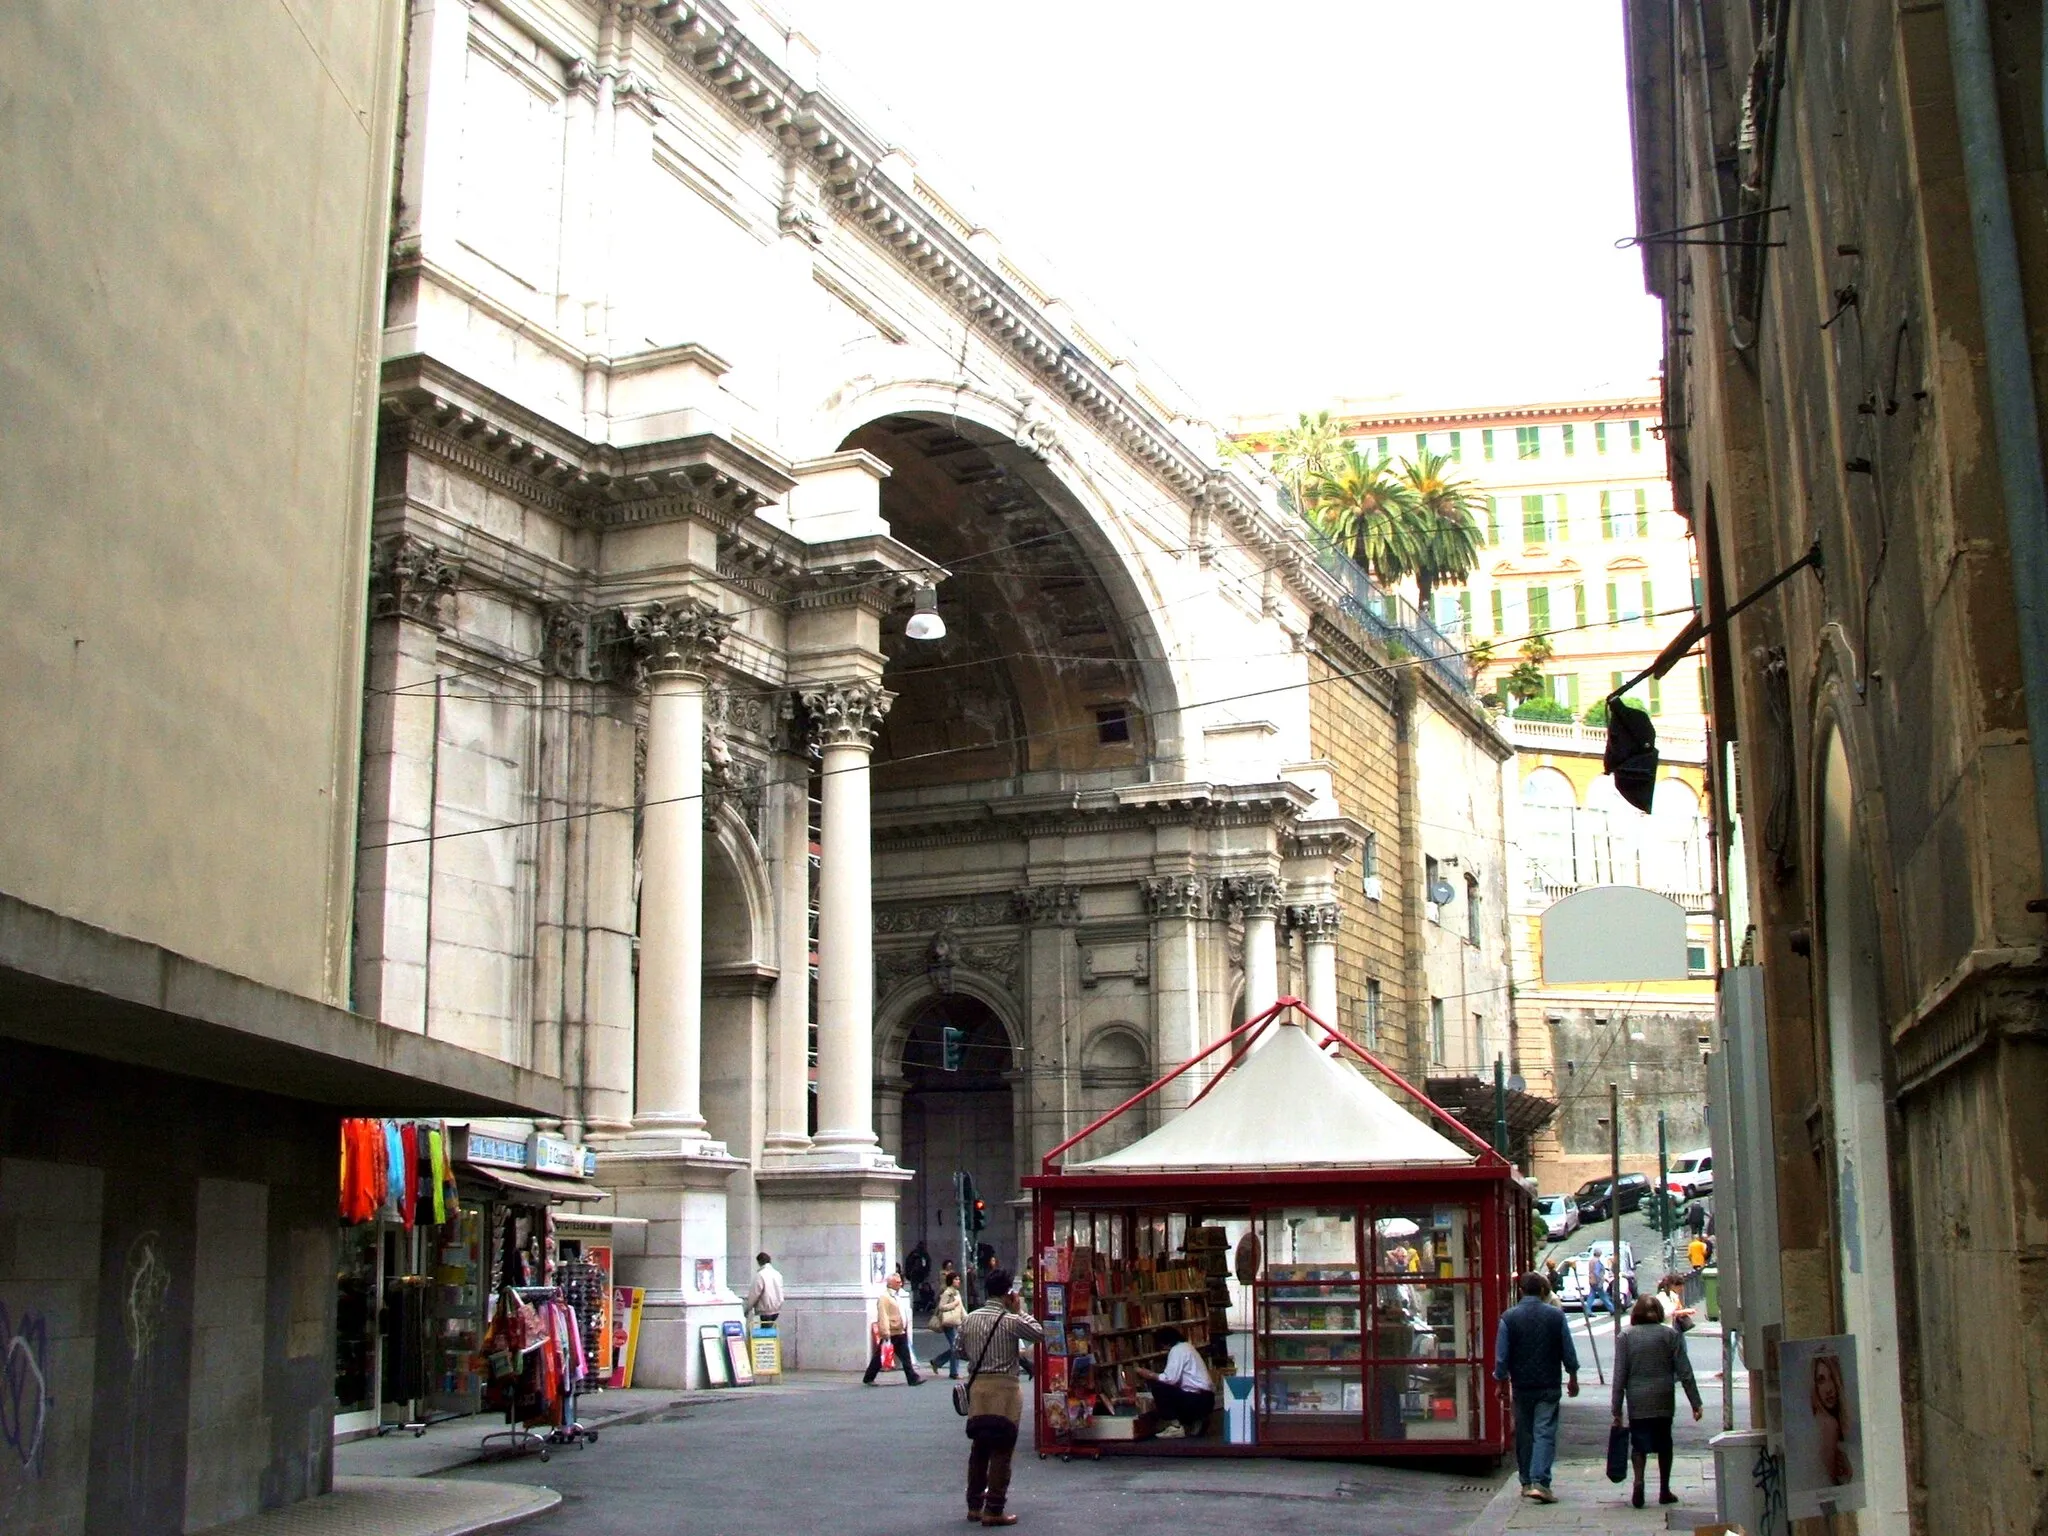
[745,1252,784,1324]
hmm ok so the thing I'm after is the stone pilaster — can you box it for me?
[1143,874,1211,1110]
[1225,874,1284,1024]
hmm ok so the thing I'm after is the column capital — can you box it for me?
[1223,874,1284,919]
[1012,883,1082,926]
[1142,873,1211,920]
[800,679,893,752]
[1288,903,1342,941]
[369,534,459,628]
[624,598,730,684]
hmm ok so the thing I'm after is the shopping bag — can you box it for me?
[880,1338,896,1370]
[1606,1422,1631,1483]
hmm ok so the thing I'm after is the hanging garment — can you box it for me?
[425,1126,448,1226]
[340,1119,382,1224]
[398,1121,420,1229]
[378,1121,406,1223]
[439,1126,459,1222]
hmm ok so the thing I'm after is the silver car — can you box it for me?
[1535,1193,1580,1241]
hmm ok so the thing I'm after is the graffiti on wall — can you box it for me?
[0,1300,52,1476]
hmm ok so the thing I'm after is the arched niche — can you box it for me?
[700,806,774,1159]
[1074,1024,1153,1158]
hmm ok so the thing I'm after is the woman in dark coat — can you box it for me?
[1611,1292,1703,1507]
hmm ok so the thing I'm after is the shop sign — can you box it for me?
[466,1130,527,1169]
[529,1132,581,1177]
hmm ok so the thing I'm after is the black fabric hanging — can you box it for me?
[1603,698,1661,813]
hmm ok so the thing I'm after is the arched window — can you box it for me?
[1521,767,1578,886]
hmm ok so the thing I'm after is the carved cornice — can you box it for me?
[1142,874,1212,920]
[624,598,731,682]
[874,896,1017,934]
[874,939,1020,996]
[379,354,792,532]
[800,680,892,751]
[1012,884,1082,927]
[369,534,459,628]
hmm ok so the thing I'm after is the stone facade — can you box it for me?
[1626,2,2048,1530]
[349,0,1518,1384]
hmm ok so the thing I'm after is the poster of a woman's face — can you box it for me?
[1780,1335,1866,1519]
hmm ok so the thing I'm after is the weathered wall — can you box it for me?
[0,1043,337,1536]
[0,0,404,1006]
[1544,1008,1710,1188]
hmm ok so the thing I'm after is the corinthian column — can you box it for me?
[1231,875,1284,1021]
[803,680,892,1157]
[626,598,731,1142]
[1294,904,1341,1026]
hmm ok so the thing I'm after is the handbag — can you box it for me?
[1606,1421,1631,1483]
[952,1311,1004,1416]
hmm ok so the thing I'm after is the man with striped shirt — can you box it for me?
[957,1270,1042,1526]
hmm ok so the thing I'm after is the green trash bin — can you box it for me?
[1703,1266,1720,1321]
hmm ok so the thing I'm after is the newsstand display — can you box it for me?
[1025,999,1532,1460]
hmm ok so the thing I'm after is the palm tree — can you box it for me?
[1303,442,1418,588]
[1397,449,1487,617]
[1259,411,1351,514]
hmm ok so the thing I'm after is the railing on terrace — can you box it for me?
[1504,717,1708,761]
[1302,527,1474,695]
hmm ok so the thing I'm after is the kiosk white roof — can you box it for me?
[1070,1018,1476,1172]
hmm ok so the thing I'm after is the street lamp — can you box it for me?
[905,584,946,641]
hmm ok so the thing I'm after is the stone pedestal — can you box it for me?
[755,1165,911,1372]
[596,1140,746,1389]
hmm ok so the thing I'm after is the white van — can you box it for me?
[1666,1149,1714,1201]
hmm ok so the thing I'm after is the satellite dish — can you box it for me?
[1509,1074,1527,1094]
[1428,879,1457,907]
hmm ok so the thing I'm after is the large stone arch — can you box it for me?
[807,375,1189,777]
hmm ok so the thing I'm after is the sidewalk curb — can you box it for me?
[428,1485,562,1536]
[1463,1470,1527,1536]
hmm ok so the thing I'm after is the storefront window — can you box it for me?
[335,1224,380,1419]
[1256,1208,1363,1434]
[1365,1203,1483,1440]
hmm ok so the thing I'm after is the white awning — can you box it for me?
[1070,1018,1475,1173]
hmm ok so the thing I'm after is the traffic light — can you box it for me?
[941,1025,965,1072]
[971,1196,987,1232]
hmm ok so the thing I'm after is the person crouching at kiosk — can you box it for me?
[1134,1326,1216,1439]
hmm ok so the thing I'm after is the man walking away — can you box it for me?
[745,1252,784,1325]
[957,1269,1043,1526]
[1495,1271,1580,1504]
[862,1273,923,1386]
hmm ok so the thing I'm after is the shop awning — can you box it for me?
[1071,1017,1476,1173]
[460,1165,611,1204]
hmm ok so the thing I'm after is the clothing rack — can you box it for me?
[479,1285,600,1461]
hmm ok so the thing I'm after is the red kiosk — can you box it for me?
[1025,998,1531,1459]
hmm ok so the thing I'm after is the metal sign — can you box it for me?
[1540,885,1689,983]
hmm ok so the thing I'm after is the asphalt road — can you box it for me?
[450,1377,1506,1536]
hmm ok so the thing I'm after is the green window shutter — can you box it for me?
[1564,674,1581,711]
[1485,495,1498,544]
[1635,488,1649,536]
[1698,665,1710,712]
[1612,670,1627,694]
[1600,490,1614,538]
[1648,676,1662,714]
[1522,494,1547,545]
[1574,584,1588,628]
[1606,583,1619,624]
[1482,429,1496,461]
[1458,590,1473,633]
[1562,423,1576,456]
[1417,432,1430,456]
[1448,430,1462,462]
[1630,419,1645,452]
[1491,589,1505,635]
[1516,425,1541,459]
[1642,579,1655,619]
[1596,421,1610,454]
[1528,586,1551,631]
[1554,493,1569,540]
[1376,435,1390,460]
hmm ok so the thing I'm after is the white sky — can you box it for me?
[786,1,1665,422]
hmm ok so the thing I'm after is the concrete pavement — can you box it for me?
[203,1477,557,1536]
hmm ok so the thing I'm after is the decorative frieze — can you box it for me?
[624,598,731,683]
[800,680,892,752]
[1012,884,1082,926]
[369,535,458,627]
[874,896,1016,934]
[873,940,1020,995]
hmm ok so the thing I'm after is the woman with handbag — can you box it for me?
[931,1266,968,1379]
[954,1269,1042,1526]
[1611,1293,1703,1508]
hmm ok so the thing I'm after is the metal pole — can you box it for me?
[1611,1081,1623,1346]
[1493,1055,1509,1156]
[1658,1109,1671,1249]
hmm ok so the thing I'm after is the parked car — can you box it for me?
[1535,1193,1581,1241]
[1554,1239,1637,1312]
[1666,1149,1714,1202]
[1572,1171,1652,1223]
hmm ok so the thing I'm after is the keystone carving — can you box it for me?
[800,680,893,752]
[623,598,730,683]
[1014,390,1061,460]
[369,535,459,627]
